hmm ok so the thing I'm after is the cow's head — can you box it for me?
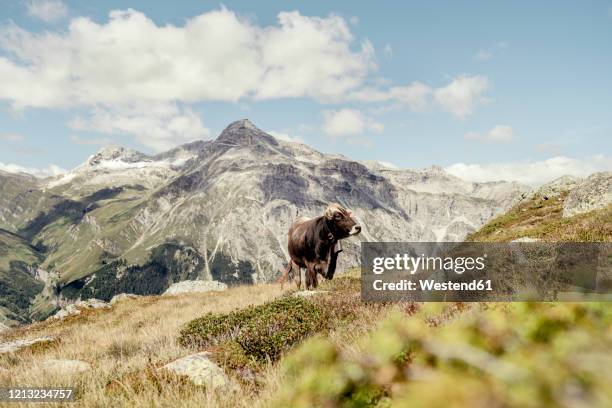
[324,203,361,238]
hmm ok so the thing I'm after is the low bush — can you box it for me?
[179,294,357,368]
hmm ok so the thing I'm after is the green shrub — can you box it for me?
[179,295,357,365]
[237,300,329,362]
[179,308,259,349]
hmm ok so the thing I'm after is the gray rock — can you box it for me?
[40,359,91,374]
[563,172,612,218]
[530,175,583,200]
[109,293,141,305]
[0,336,55,354]
[511,237,542,243]
[292,290,330,298]
[48,298,110,321]
[161,352,231,389]
[163,280,227,296]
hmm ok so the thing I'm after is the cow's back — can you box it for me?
[287,216,318,266]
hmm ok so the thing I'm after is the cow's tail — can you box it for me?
[278,260,295,289]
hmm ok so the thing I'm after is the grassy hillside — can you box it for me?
[0,229,45,324]
[1,190,610,407]
[0,171,49,232]
[466,191,611,242]
[2,274,611,407]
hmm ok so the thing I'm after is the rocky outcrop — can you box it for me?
[48,299,110,321]
[163,280,227,296]
[0,336,56,354]
[532,175,583,199]
[511,237,542,243]
[563,172,612,217]
[40,359,91,374]
[161,352,232,389]
[292,290,329,298]
[109,293,141,305]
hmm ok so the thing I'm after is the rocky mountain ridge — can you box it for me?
[5,119,607,325]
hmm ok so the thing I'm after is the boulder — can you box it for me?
[48,298,110,321]
[163,280,227,296]
[0,336,56,354]
[292,290,330,298]
[161,352,231,389]
[109,293,141,305]
[40,359,91,374]
[511,237,542,243]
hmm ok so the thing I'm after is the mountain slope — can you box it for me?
[0,228,45,325]
[467,173,612,242]
[0,170,54,233]
[2,120,529,318]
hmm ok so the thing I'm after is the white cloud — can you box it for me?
[0,161,65,178]
[349,81,432,111]
[465,125,515,143]
[0,7,486,120]
[474,49,492,61]
[350,74,489,117]
[474,42,507,62]
[434,75,489,118]
[322,108,384,137]
[0,8,373,109]
[445,155,612,186]
[267,131,304,144]
[68,104,209,152]
[383,44,393,58]
[0,133,24,141]
[26,0,68,23]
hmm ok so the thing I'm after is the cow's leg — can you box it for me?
[296,265,302,290]
[278,261,293,288]
[326,250,339,280]
[305,262,317,290]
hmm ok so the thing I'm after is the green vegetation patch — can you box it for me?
[467,192,612,242]
[271,302,612,408]
[0,229,45,323]
[179,295,355,366]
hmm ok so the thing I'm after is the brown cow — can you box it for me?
[280,203,361,290]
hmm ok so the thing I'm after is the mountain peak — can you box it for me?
[87,145,149,166]
[216,119,279,147]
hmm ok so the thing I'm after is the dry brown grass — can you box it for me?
[0,283,295,408]
[0,269,397,407]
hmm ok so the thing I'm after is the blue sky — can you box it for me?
[0,0,611,184]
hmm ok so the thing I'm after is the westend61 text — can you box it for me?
[372,279,493,292]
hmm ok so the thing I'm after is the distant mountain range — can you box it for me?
[1,119,539,324]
